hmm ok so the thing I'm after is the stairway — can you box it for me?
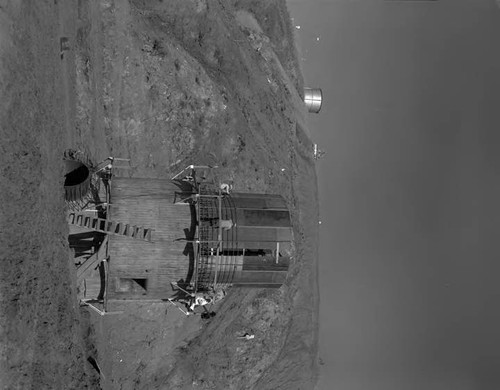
[68,212,154,242]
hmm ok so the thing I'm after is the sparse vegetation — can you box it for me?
[0,1,319,389]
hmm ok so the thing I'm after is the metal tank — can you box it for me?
[304,87,323,113]
[193,191,293,290]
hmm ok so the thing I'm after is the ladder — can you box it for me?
[68,212,154,242]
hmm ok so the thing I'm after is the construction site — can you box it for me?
[0,1,320,388]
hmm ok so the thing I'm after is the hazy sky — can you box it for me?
[287,1,500,389]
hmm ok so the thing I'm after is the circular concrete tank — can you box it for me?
[304,87,323,113]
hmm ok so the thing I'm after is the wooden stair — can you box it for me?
[68,212,154,242]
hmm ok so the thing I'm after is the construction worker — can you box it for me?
[219,219,234,230]
[220,183,232,194]
[207,218,234,230]
[168,283,221,317]
[188,294,212,312]
[175,293,212,314]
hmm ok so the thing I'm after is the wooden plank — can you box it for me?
[228,194,288,210]
[236,209,291,228]
[68,212,154,242]
[77,236,109,281]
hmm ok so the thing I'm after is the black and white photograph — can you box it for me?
[1,1,499,389]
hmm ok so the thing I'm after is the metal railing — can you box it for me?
[192,185,238,291]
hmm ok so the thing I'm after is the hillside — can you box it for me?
[0,1,319,389]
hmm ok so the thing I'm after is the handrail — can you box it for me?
[212,189,223,286]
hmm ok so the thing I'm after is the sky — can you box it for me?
[287,1,500,389]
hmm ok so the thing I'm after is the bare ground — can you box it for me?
[0,1,96,388]
[0,1,319,389]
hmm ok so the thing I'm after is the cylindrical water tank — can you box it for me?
[195,192,293,289]
[304,87,323,113]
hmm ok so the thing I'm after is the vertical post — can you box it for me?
[213,191,223,286]
[103,258,109,312]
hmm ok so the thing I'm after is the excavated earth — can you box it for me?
[0,1,319,389]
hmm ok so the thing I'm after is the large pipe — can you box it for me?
[304,87,323,113]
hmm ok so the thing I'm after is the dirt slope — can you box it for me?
[1,0,319,389]
[0,1,95,388]
[86,1,319,388]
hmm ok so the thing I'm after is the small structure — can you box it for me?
[66,159,293,312]
[313,144,326,160]
[304,87,322,113]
